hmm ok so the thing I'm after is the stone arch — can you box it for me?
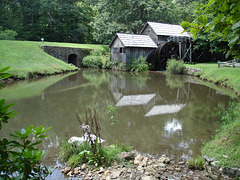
[68,54,78,66]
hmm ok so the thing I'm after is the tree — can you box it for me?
[181,0,240,58]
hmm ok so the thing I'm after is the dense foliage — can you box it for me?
[127,56,149,72]
[0,0,203,44]
[0,66,51,179]
[165,59,186,74]
[182,0,240,58]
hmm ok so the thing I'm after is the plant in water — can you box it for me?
[0,66,51,179]
[106,105,118,131]
[165,58,186,74]
[60,107,131,168]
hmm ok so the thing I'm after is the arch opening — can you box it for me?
[68,54,78,66]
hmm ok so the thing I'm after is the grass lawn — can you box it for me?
[186,62,240,169]
[186,63,240,95]
[0,40,108,79]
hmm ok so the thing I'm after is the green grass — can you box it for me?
[201,102,240,168]
[186,63,240,95]
[0,40,108,79]
[59,139,132,168]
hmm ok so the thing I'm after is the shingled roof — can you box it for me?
[109,33,158,48]
[141,22,191,37]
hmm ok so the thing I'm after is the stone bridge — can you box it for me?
[41,45,84,67]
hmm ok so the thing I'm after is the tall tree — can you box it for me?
[182,0,240,58]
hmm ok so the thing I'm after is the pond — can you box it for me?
[0,69,234,167]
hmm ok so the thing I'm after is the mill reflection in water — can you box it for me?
[0,69,233,165]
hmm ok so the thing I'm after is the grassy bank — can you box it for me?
[0,40,108,79]
[186,63,240,95]
[185,63,240,169]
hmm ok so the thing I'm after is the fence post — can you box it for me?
[233,61,235,68]
[218,61,220,68]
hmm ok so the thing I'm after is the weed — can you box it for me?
[188,157,205,170]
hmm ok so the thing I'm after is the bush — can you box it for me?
[127,56,149,72]
[0,27,17,40]
[82,55,102,68]
[82,49,111,69]
[166,58,186,74]
[0,66,51,179]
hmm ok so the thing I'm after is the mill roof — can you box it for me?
[109,33,158,48]
[140,22,191,37]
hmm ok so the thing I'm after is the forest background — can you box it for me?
[0,0,205,45]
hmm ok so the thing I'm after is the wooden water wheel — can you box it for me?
[147,41,179,71]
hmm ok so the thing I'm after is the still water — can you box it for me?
[0,69,233,166]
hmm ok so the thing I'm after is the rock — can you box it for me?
[117,152,133,161]
[142,175,156,180]
[175,168,181,172]
[81,164,87,170]
[135,154,144,161]
[178,161,185,165]
[67,170,73,176]
[158,163,166,168]
[134,160,142,165]
[73,170,79,175]
[111,171,121,179]
[74,167,80,171]
[62,167,71,174]
[104,170,110,176]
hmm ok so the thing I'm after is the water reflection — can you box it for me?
[164,118,182,135]
[0,69,234,166]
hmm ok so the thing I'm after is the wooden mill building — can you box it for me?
[109,33,157,63]
[110,22,192,71]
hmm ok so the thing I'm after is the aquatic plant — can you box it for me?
[60,107,132,168]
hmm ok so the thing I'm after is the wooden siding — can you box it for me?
[141,25,158,45]
[110,37,126,62]
[125,47,154,62]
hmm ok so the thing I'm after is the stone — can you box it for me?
[74,167,80,171]
[135,154,144,161]
[175,168,181,172]
[67,171,73,176]
[178,161,185,165]
[142,175,156,180]
[134,160,142,165]
[117,152,133,161]
[81,164,87,170]
[73,170,79,175]
[211,161,220,167]
[63,167,71,174]
[158,163,166,168]
[111,171,121,179]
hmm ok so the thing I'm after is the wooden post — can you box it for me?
[189,43,192,64]
[233,61,235,68]
[218,61,220,68]
[179,42,182,60]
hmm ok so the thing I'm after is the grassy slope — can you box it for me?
[186,63,240,95]
[186,63,240,168]
[0,40,108,79]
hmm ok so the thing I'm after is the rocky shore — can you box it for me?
[61,151,209,180]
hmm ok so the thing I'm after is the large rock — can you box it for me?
[118,152,133,161]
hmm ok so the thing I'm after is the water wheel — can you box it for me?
[147,41,179,71]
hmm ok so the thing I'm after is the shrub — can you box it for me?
[0,66,51,179]
[82,55,102,68]
[0,27,17,40]
[82,49,111,69]
[166,58,186,74]
[127,56,149,72]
